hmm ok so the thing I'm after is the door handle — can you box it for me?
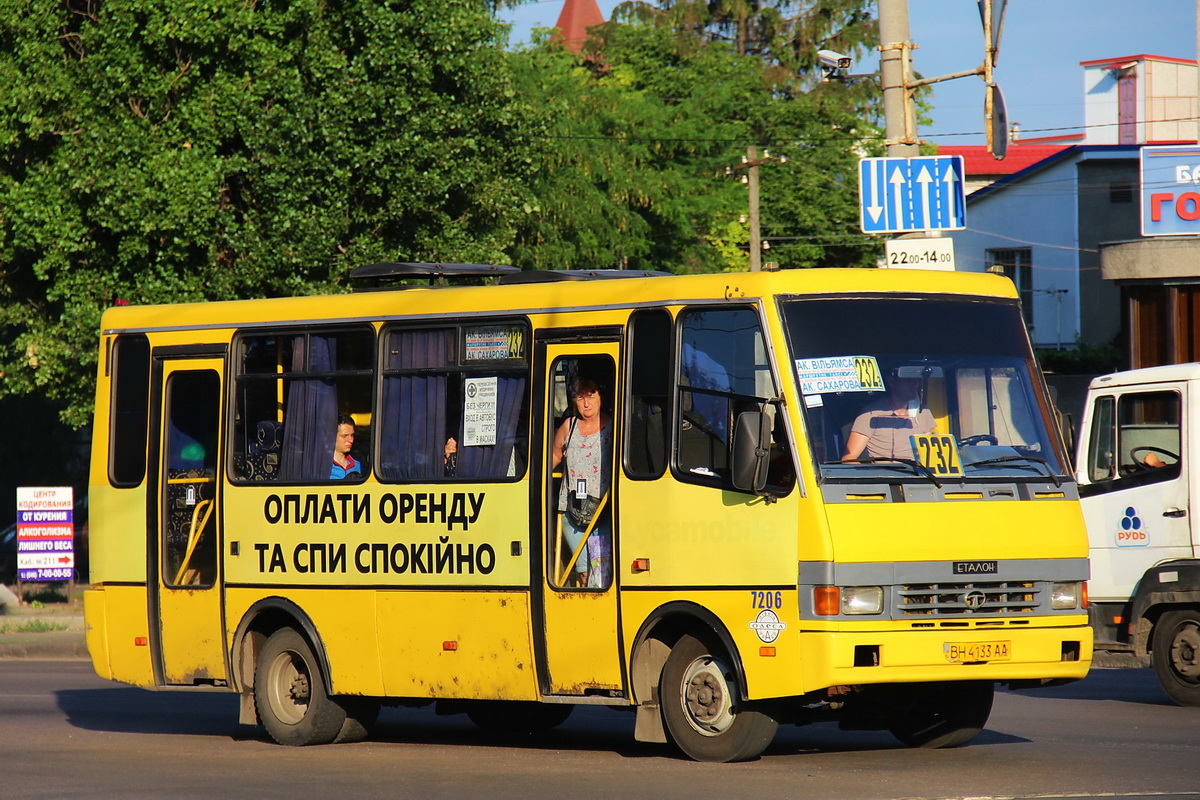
[1163,507,1187,518]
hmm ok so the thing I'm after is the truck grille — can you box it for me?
[897,581,1041,616]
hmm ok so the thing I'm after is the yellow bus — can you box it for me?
[84,264,1091,762]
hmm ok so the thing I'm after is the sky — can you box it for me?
[499,0,1197,146]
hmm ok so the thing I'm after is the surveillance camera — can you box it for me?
[817,50,852,70]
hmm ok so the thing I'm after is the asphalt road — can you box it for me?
[2,661,1199,800]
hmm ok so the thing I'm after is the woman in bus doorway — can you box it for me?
[551,373,613,589]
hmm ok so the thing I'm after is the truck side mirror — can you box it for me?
[732,411,771,494]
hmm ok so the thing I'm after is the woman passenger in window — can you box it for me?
[330,414,362,480]
[551,374,613,588]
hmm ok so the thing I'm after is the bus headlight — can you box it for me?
[1051,582,1081,610]
[842,586,884,615]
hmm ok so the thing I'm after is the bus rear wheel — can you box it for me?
[255,627,348,746]
[888,681,993,748]
[334,698,380,743]
[660,633,778,762]
[1152,609,1200,706]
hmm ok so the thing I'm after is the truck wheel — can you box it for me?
[255,627,347,746]
[889,681,994,748]
[660,633,778,762]
[1152,609,1200,706]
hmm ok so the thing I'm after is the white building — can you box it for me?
[943,55,1199,360]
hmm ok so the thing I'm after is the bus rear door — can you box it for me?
[150,351,228,686]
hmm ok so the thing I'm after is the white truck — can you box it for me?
[1076,363,1200,705]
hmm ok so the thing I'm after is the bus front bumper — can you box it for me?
[791,623,1093,693]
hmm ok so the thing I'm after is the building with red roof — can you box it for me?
[553,0,606,54]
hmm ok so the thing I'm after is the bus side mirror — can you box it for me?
[732,411,771,494]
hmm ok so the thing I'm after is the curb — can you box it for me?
[0,603,88,660]
[0,630,88,660]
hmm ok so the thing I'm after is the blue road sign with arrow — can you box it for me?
[859,156,966,234]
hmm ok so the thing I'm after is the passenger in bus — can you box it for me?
[551,374,613,588]
[330,414,363,480]
[842,374,936,461]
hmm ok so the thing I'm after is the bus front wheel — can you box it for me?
[1152,609,1200,706]
[255,627,347,746]
[888,681,993,748]
[660,633,778,762]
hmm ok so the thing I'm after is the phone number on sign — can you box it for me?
[18,568,74,581]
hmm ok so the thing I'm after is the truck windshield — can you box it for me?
[781,295,1068,484]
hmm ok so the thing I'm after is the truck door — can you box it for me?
[1078,383,1191,605]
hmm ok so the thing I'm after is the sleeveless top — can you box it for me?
[558,418,612,511]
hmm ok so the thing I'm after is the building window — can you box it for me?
[1109,183,1134,203]
[1118,72,1137,144]
[987,248,1033,326]
[1126,284,1200,369]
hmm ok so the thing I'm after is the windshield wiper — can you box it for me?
[964,455,1062,488]
[834,457,942,488]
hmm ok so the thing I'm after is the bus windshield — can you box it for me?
[781,295,1068,484]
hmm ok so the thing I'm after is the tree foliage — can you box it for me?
[614,1,877,85]
[508,1,882,273]
[0,0,884,429]
[508,25,760,272]
[0,0,534,426]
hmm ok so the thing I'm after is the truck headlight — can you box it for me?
[842,586,884,615]
[1051,582,1080,610]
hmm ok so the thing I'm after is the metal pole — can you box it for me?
[1057,290,1063,350]
[748,144,762,272]
[878,0,919,158]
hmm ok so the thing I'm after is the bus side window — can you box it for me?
[109,333,151,488]
[625,309,672,479]
[232,327,374,483]
[377,323,529,482]
[676,307,776,488]
[378,328,456,481]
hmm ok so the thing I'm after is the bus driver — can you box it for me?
[842,374,935,462]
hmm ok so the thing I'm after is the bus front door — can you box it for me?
[151,355,228,686]
[537,342,624,696]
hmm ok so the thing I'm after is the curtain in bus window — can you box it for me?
[455,374,526,478]
[278,334,338,482]
[379,329,452,480]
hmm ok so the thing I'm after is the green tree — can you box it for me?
[508,24,761,272]
[507,3,881,273]
[614,1,878,85]
[0,0,534,426]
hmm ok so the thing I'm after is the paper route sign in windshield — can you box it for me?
[795,356,885,394]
